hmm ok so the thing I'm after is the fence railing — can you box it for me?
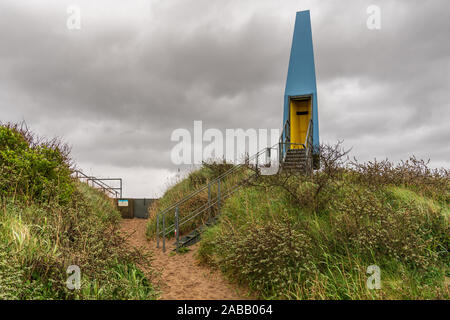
[279,119,291,162]
[156,117,314,252]
[306,119,313,173]
[156,145,275,252]
[73,170,122,198]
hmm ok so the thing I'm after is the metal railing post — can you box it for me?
[208,184,211,219]
[156,214,160,248]
[217,179,221,215]
[175,207,179,253]
[279,141,282,165]
[162,213,166,252]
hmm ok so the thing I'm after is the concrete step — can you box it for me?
[286,154,306,159]
[284,164,306,168]
[287,150,306,154]
[282,167,306,172]
[283,163,306,167]
[284,155,306,160]
[284,159,306,163]
[283,159,306,164]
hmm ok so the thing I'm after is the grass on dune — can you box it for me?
[0,123,158,300]
[198,181,448,299]
[147,142,449,300]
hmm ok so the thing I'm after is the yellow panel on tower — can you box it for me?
[289,98,311,149]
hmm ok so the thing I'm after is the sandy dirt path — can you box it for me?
[120,218,248,300]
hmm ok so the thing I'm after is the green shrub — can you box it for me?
[197,143,449,299]
[330,186,446,270]
[0,183,158,300]
[0,124,73,204]
[212,220,316,297]
[0,123,158,300]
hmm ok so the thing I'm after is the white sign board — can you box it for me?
[118,200,128,207]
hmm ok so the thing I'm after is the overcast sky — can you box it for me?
[1,0,449,197]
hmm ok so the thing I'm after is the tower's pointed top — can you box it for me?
[284,10,317,97]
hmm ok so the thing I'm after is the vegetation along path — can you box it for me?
[120,218,247,300]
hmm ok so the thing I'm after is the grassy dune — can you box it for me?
[149,144,449,299]
[0,123,157,299]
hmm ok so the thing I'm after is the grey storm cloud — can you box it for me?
[0,0,449,196]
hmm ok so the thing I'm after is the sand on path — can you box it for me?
[120,218,248,300]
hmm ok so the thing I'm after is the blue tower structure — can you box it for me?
[281,10,319,168]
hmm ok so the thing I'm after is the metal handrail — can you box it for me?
[160,175,255,244]
[74,170,114,195]
[156,145,271,219]
[279,119,291,162]
[305,119,313,174]
[157,169,257,238]
[87,178,119,196]
[305,118,312,148]
[157,172,258,252]
[73,170,122,198]
[156,144,275,252]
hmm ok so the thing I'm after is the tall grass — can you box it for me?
[0,123,158,299]
[149,142,449,299]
